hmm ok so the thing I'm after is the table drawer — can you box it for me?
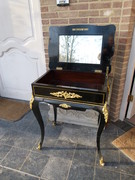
[33,85,106,106]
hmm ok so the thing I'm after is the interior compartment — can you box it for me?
[36,70,105,90]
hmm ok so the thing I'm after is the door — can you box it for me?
[0,0,46,101]
[126,70,135,119]
[119,26,135,120]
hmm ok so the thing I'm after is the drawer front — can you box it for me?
[33,85,106,106]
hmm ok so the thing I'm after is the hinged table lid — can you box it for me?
[49,24,116,73]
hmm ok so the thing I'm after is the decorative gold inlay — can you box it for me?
[30,94,34,109]
[102,101,108,123]
[100,156,105,166]
[59,103,71,109]
[94,70,102,73]
[72,28,88,31]
[56,67,63,70]
[50,91,82,99]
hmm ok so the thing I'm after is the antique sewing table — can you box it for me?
[30,24,116,166]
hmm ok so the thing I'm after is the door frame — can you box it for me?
[119,26,135,120]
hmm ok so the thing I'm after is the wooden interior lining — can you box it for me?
[37,70,105,90]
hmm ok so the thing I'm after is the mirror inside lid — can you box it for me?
[59,35,103,64]
[49,24,116,73]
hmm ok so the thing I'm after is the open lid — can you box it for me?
[49,24,116,73]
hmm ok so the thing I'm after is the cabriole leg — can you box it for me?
[97,112,106,166]
[31,99,45,150]
[53,105,57,126]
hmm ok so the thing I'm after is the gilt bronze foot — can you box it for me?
[53,121,57,126]
[99,156,105,166]
[36,142,42,150]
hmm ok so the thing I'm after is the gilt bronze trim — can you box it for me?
[107,80,110,93]
[106,66,109,78]
[59,103,71,109]
[72,28,88,31]
[102,101,108,123]
[50,91,82,99]
[29,95,34,109]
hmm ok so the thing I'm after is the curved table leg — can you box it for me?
[97,112,106,166]
[53,105,57,126]
[32,100,45,150]
[97,113,100,125]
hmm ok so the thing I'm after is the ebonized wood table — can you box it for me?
[30,24,116,166]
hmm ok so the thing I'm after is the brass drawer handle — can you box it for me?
[59,103,71,109]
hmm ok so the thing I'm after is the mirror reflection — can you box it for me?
[59,35,103,64]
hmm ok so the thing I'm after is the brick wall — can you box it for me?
[40,0,135,121]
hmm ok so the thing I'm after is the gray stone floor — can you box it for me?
[0,103,135,180]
